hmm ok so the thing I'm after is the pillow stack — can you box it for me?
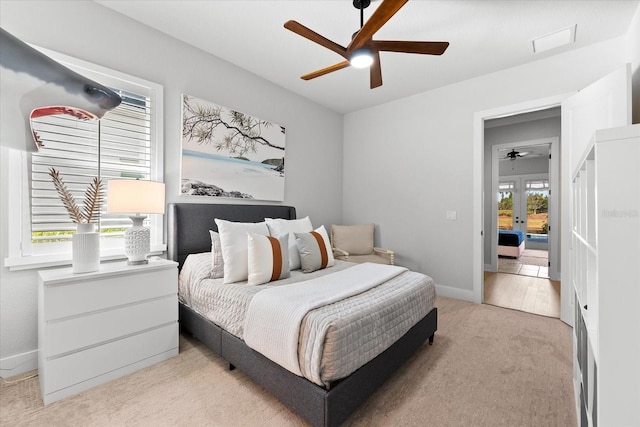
[265,216,313,270]
[210,216,335,285]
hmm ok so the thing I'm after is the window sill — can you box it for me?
[4,245,166,272]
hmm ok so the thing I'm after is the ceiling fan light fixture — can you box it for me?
[350,48,374,68]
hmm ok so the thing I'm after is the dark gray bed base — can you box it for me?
[167,203,437,427]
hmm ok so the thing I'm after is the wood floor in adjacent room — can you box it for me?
[484,271,561,318]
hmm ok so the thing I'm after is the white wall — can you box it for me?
[343,36,627,300]
[0,1,343,377]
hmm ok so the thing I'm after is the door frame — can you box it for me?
[472,93,570,306]
[489,138,559,278]
[474,65,631,326]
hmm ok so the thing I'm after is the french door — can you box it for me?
[498,176,549,250]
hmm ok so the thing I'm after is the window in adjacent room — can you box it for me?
[497,181,515,230]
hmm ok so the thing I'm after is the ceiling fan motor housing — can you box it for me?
[353,0,371,10]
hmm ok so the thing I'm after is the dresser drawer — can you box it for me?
[42,322,178,395]
[43,294,178,357]
[43,268,177,321]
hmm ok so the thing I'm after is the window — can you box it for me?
[497,181,515,230]
[525,179,549,241]
[4,47,164,270]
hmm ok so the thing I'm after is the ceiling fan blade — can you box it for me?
[372,40,449,55]
[284,20,348,59]
[370,51,382,89]
[301,61,351,80]
[347,0,408,53]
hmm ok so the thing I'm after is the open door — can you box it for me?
[560,64,632,326]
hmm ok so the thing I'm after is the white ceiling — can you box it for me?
[96,0,638,114]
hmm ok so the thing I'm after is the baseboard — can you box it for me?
[484,263,496,272]
[0,349,38,379]
[435,284,475,302]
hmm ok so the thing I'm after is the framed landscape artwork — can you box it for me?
[180,94,285,201]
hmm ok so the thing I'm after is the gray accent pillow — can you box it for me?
[209,230,224,279]
[295,225,335,273]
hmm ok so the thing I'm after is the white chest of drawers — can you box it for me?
[38,259,179,404]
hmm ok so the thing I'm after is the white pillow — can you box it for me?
[215,219,270,284]
[209,230,224,279]
[247,233,290,285]
[294,225,335,273]
[265,216,313,270]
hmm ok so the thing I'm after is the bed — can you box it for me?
[167,203,438,427]
[498,230,525,258]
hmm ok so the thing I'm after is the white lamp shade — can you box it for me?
[106,179,165,214]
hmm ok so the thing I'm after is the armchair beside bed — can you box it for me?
[331,224,394,265]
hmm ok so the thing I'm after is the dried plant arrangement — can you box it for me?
[48,167,104,224]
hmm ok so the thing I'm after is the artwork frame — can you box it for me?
[180,94,286,201]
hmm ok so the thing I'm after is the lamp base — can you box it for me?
[124,214,150,265]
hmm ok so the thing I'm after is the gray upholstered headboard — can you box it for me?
[167,203,296,269]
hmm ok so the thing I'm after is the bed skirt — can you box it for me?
[179,302,437,427]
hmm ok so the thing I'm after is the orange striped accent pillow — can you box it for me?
[247,233,290,285]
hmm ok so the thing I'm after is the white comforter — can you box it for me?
[243,263,408,377]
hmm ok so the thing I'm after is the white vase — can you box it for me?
[72,223,100,273]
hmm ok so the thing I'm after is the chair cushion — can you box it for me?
[332,224,374,255]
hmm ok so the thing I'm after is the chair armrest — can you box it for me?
[333,247,349,260]
[373,247,395,265]
[373,247,393,255]
[333,247,349,256]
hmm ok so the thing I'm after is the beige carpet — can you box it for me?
[1,296,576,426]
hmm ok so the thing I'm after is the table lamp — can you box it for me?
[106,179,165,265]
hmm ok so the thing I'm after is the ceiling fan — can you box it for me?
[505,149,530,161]
[284,0,449,89]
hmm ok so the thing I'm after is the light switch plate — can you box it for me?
[446,210,457,220]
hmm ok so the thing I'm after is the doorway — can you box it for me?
[496,142,551,279]
[483,115,560,281]
[484,120,560,317]
[472,65,632,326]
